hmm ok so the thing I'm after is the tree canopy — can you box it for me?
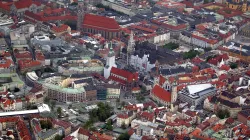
[57,107,62,117]
[40,120,52,129]
[54,134,63,140]
[118,132,130,140]
[89,102,113,122]
[183,50,200,60]
[216,109,230,119]
[164,42,179,50]
[230,63,238,69]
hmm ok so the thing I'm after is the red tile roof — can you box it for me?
[109,67,139,84]
[91,132,114,140]
[18,59,41,70]
[192,34,218,44]
[124,104,140,111]
[0,2,11,11]
[219,74,228,81]
[128,128,135,136]
[0,57,13,68]
[29,87,42,93]
[78,128,90,136]
[35,51,45,61]
[139,111,154,121]
[166,120,191,127]
[151,84,171,102]
[220,64,230,71]
[117,113,129,119]
[185,110,197,117]
[64,136,76,140]
[191,57,203,64]
[245,70,250,77]
[16,118,32,140]
[24,11,77,23]
[14,51,32,59]
[1,98,15,107]
[51,24,69,33]
[52,119,71,129]
[83,14,120,32]
[14,0,32,9]
[0,0,41,11]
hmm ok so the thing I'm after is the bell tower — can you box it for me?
[77,0,86,31]
[242,0,248,12]
[127,31,135,65]
[104,42,117,79]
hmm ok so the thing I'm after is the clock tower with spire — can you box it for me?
[127,31,135,65]
[77,0,86,31]
[104,42,117,79]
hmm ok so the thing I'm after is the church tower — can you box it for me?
[127,31,135,65]
[104,42,117,79]
[77,0,86,31]
[242,0,248,12]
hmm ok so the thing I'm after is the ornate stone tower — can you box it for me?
[127,31,135,65]
[242,0,248,12]
[77,0,86,31]
[104,42,117,79]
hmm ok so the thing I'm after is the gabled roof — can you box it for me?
[18,59,41,70]
[151,84,171,102]
[109,67,138,84]
[52,119,71,129]
[14,0,32,9]
[83,14,120,31]
[51,24,69,33]
[0,0,42,10]
[78,128,90,136]
[220,64,230,71]
[117,113,129,119]
[139,111,155,121]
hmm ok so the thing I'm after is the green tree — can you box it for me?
[83,120,93,129]
[121,101,126,107]
[88,102,113,122]
[50,100,56,111]
[230,63,238,69]
[118,132,130,140]
[121,122,126,129]
[54,134,63,140]
[44,97,50,104]
[57,107,62,117]
[164,42,179,50]
[70,2,78,6]
[204,0,209,4]
[183,50,200,60]
[40,120,52,129]
[106,120,113,131]
[136,94,145,102]
[216,109,230,119]
[89,127,97,131]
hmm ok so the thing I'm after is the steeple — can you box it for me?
[77,0,86,31]
[127,31,135,65]
[108,42,115,57]
[104,41,117,79]
[127,31,135,54]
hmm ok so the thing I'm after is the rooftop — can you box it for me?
[83,14,120,31]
